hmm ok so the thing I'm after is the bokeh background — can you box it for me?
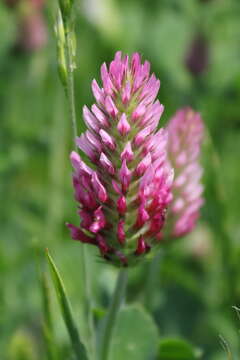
[1,0,240,359]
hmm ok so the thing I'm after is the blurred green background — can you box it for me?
[1,0,240,359]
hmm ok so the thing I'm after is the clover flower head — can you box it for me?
[67,51,174,266]
[165,107,204,238]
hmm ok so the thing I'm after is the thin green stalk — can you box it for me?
[64,24,96,360]
[144,253,161,310]
[81,246,96,360]
[65,28,78,146]
[99,269,128,360]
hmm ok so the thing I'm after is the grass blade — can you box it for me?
[46,249,88,360]
[40,272,57,360]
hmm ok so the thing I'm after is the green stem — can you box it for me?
[65,28,78,145]
[81,246,96,360]
[99,269,128,360]
[144,253,161,310]
[64,25,96,360]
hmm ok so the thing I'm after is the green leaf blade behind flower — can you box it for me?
[158,338,202,360]
[110,304,159,360]
[46,250,88,360]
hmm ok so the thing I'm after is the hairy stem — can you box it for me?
[65,28,78,146]
[99,269,128,360]
[64,25,96,360]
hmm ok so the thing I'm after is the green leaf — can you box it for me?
[158,338,201,360]
[110,304,159,360]
[40,272,57,360]
[46,250,88,360]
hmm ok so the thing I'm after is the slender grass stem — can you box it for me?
[99,269,128,360]
[64,25,96,360]
[65,28,78,146]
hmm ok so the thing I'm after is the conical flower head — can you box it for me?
[67,52,174,267]
[164,107,204,238]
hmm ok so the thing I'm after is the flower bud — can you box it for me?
[55,10,67,88]
[67,52,174,267]
[185,34,209,76]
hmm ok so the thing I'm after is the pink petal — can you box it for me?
[117,219,125,244]
[99,129,116,150]
[92,79,104,104]
[99,152,115,175]
[70,151,93,177]
[91,172,108,202]
[136,153,152,176]
[121,81,131,104]
[136,205,150,227]
[121,142,134,162]
[135,236,146,255]
[76,134,96,161]
[89,206,106,233]
[66,223,95,244]
[101,63,114,95]
[91,104,109,127]
[134,126,152,146]
[117,196,127,215]
[132,103,146,121]
[105,96,118,118]
[117,113,131,135]
[83,105,99,132]
[119,160,132,193]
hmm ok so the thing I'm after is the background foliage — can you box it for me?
[1,0,240,359]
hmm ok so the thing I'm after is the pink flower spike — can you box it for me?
[68,51,175,266]
[99,153,115,175]
[117,196,127,215]
[91,172,108,202]
[164,107,204,238]
[121,142,134,162]
[117,219,125,245]
[117,113,131,135]
[99,129,116,150]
